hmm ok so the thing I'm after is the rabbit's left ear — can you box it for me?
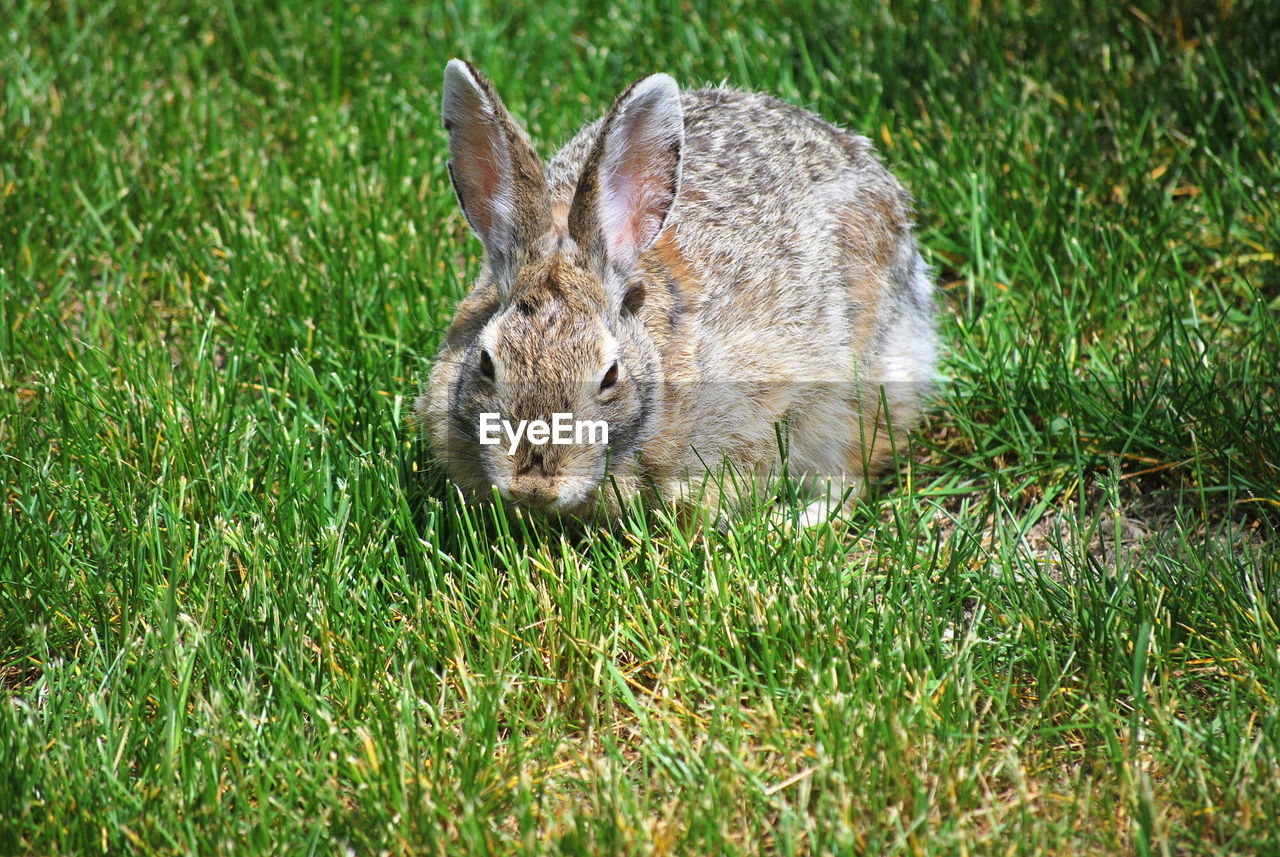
[569,74,684,280]
[442,59,550,291]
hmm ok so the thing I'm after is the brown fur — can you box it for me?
[420,64,938,522]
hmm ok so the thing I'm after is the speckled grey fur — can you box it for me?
[419,66,938,523]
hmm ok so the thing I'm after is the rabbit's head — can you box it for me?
[435,60,684,514]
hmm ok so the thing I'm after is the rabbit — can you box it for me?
[417,59,937,524]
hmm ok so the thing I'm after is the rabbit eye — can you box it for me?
[479,349,496,382]
[599,361,619,392]
[623,284,645,315]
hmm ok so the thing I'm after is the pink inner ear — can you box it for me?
[454,121,506,236]
[607,173,638,261]
[602,133,678,267]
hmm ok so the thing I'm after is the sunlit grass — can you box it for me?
[2,0,1279,854]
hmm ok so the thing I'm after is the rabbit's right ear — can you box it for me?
[442,59,550,289]
[569,74,684,288]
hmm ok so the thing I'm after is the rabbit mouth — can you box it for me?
[499,471,608,518]
[502,495,593,521]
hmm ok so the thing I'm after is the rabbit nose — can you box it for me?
[509,451,558,508]
[508,479,556,509]
[515,448,548,477]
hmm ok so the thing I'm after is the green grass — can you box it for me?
[3,0,1279,853]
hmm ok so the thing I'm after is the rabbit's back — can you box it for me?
[547,88,885,219]
[546,87,930,368]
[547,85,937,501]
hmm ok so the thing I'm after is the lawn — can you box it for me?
[2,0,1279,854]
